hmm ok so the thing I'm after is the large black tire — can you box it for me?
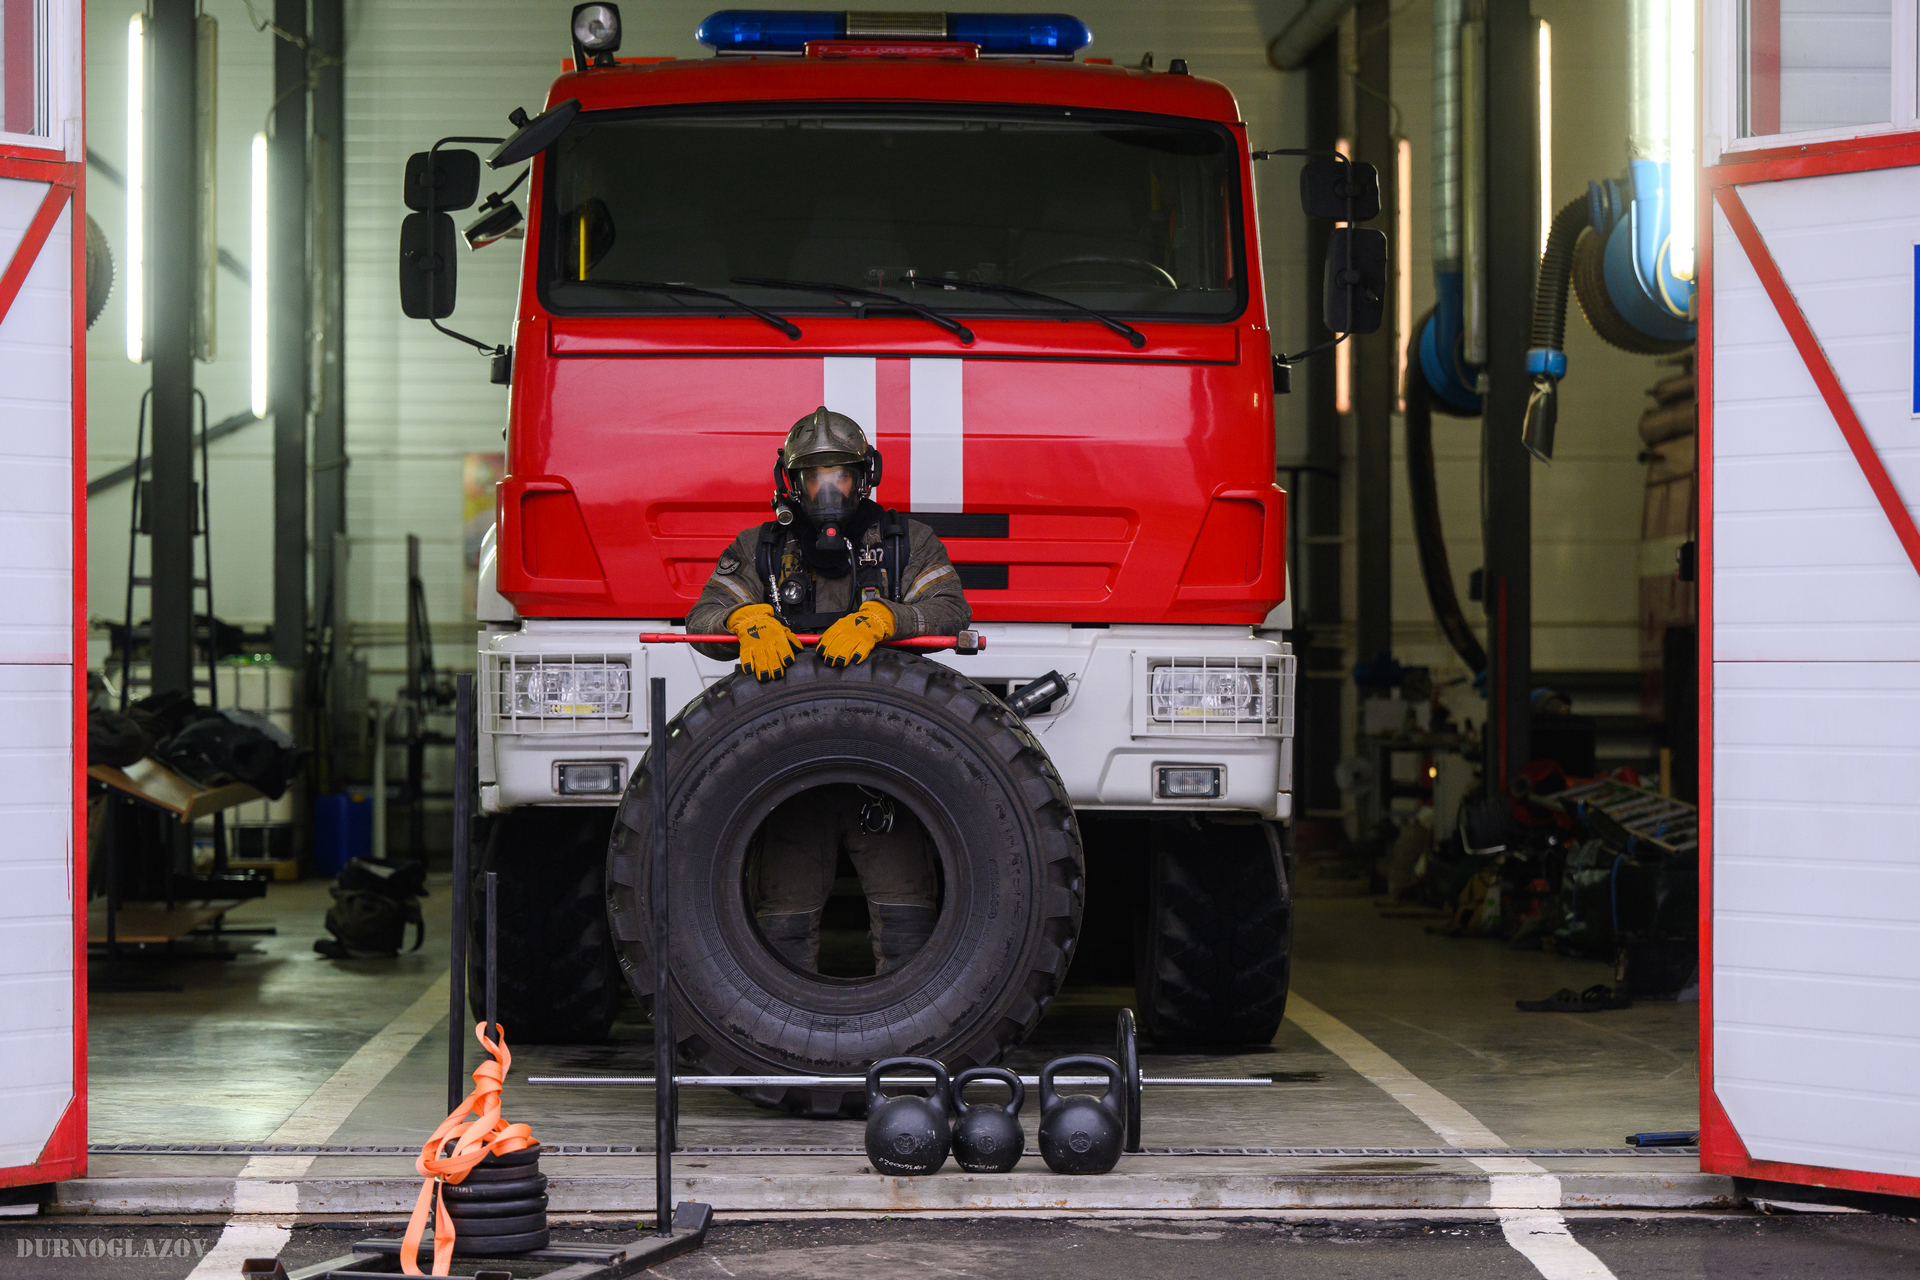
[1134,816,1292,1045]
[607,649,1084,1117]
[468,807,621,1043]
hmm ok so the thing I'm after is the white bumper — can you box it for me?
[479,621,1295,819]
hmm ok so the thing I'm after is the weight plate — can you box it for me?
[433,1227,550,1256]
[446,1194,547,1219]
[440,1173,547,1201]
[441,1211,547,1237]
[457,1160,546,1183]
[1117,1007,1141,1154]
[475,1143,542,1168]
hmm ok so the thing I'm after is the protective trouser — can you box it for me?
[754,783,938,974]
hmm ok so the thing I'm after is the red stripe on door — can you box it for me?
[0,182,69,326]
[1716,184,1920,578]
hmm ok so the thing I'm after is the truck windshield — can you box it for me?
[540,106,1244,322]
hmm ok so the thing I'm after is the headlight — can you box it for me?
[1149,667,1276,722]
[511,661,630,717]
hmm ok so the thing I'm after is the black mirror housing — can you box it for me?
[403,149,481,213]
[490,98,581,169]
[1301,158,1381,221]
[399,212,459,319]
[1322,228,1387,334]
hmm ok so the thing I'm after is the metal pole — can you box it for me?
[1483,0,1536,789]
[147,0,198,698]
[447,674,473,1113]
[485,871,499,1044]
[1353,0,1395,677]
[309,0,347,639]
[650,677,672,1236]
[271,0,309,670]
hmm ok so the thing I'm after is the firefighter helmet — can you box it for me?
[781,406,870,471]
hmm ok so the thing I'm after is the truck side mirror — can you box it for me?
[403,149,480,213]
[489,98,581,169]
[1322,228,1387,334]
[1300,158,1381,221]
[399,212,459,319]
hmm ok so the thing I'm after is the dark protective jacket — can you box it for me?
[687,515,971,660]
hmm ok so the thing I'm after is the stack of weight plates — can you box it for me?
[437,1143,549,1255]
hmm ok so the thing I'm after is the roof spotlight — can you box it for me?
[571,3,622,68]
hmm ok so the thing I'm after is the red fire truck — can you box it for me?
[401,6,1372,1115]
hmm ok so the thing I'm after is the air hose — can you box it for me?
[1521,196,1593,462]
[1405,310,1488,675]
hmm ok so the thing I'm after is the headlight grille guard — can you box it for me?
[482,651,634,734]
[1129,649,1296,739]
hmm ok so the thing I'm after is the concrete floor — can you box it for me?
[8,1214,1920,1279]
[66,870,1717,1215]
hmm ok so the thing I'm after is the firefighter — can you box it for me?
[688,406,971,974]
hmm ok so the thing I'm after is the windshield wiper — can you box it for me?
[561,279,802,340]
[899,276,1145,350]
[730,277,975,345]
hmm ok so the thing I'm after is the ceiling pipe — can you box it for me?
[1267,0,1355,72]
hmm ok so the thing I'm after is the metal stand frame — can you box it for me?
[379,673,708,1277]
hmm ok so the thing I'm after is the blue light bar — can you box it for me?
[695,10,1092,56]
[949,13,1090,54]
[696,10,839,51]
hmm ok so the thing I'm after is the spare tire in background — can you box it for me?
[608,649,1083,1118]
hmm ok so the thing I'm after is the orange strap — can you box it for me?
[400,1023,538,1276]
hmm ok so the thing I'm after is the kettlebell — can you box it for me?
[863,1057,952,1176]
[951,1067,1025,1173]
[1037,1055,1125,1175]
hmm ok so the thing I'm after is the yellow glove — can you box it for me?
[727,603,802,681]
[818,600,896,668]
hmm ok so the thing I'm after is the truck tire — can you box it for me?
[1134,816,1292,1045]
[607,649,1083,1117]
[468,807,621,1044]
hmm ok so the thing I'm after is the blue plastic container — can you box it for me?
[313,791,374,879]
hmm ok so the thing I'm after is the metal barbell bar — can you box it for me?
[526,1075,1270,1088]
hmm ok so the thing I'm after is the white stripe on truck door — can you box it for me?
[908,357,964,512]
[821,356,877,433]
[821,356,966,513]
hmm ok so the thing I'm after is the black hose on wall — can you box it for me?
[1405,310,1488,675]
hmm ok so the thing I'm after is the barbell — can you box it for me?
[526,1009,1269,1153]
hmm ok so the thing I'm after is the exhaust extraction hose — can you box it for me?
[1405,310,1487,675]
[1521,196,1594,460]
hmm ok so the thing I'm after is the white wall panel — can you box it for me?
[1714,658,1920,1177]
[0,664,73,1169]
[1710,192,1920,661]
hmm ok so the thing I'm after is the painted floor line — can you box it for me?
[186,975,451,1279]
[1285,993,1619,1280]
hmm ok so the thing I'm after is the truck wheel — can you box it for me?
[468,807,621,1043]
[607,649,1083,1117]
[1134,816,1292,1045]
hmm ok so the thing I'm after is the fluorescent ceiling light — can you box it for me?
[250,132,268,418]
[125,14,144,363]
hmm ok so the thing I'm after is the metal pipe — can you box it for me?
[484,870,498,1044]
[446,680,473,1113]
[650,676,673,1235]
[1626,0,1670,161]
[370,701,387,862]
[1460,13,1488,365]
[270,0,308,669]
[1267,0,1358,72]
[528,1075,1273,1088]
[1432,0,1463,271]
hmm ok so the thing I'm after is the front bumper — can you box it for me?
[479,621,1295,819]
